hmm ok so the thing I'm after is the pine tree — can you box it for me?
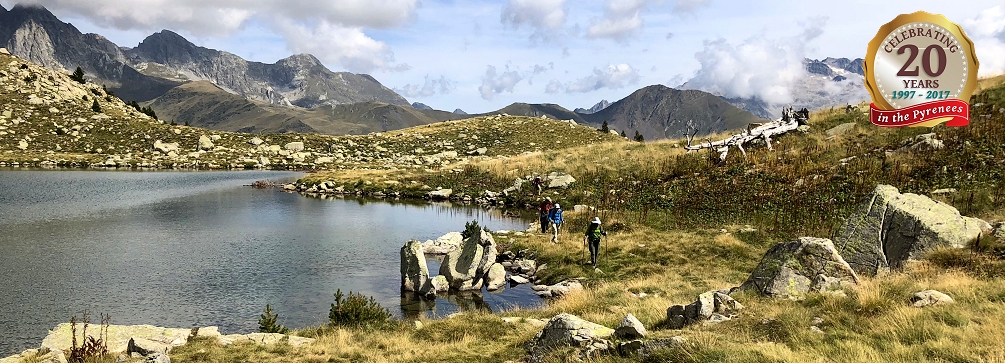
[70,67,86,84]
[634,130,645,142]
[91,99,102,113]
[600,120,609,133]
[620,130,626,137]
[258,304,289,334]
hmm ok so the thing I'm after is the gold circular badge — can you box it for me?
[864,11,980,127]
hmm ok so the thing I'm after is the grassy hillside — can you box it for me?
[147,81,465,135]
[279,78,1005,362]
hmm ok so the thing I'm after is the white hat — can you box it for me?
[592,217,601,224]
[554,203,561,209]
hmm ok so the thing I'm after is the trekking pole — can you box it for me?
[582,236,587,265]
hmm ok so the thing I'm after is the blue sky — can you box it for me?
[5,0,1004,113]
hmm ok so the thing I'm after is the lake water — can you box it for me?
[0,170,537,356]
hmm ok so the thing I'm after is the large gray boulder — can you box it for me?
[474,230,497,285]
[400,240,429,292]
[284,142,305,152]
[197,135,214,151]
[525,314,614,360]
[427,189,452,200]
[911,290,954,307]
[547,172,576,189]
[738,237,859,299]
[485,263,507,290]
[421,232,463,255]
[834,185,990,276]
[439,232,484,291]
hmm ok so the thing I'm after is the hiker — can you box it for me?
[549,203,564,243]
[537,197,553,233]
[584,217,607,267]
[531,176,544,195]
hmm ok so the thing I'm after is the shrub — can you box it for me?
[23,74,37,83]
[70,66,86,84]
[329,289,392,328]
[68,313,109,363]
[600,121,609,133]
[258,304,289,334]
[91,100,102,113]
[461,220,482,239]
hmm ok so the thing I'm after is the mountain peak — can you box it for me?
[574,99,611,114]
[278,53,322,67]
[412,102,433,110]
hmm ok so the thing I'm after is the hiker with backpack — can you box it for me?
[537,197,553,233]
[584,217,607,267]
[548,203,564,243]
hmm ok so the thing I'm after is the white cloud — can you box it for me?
[479,66,524,100]
[682,18,827,105]
[395,75,453,98]
[276,20,406,73]
[501,0,567,40]
[673,0,712,13]
[545,79,563,93]
[962,6,1005,77]
[563,64,641,93]
[18,0,417,72]
[587,0,651,41]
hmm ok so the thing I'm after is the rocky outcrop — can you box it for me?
[738,237,859,299]
[614,314,647,339]
[485,263,507,290]
[216,333,314,347]
[531,280,583,298]
[911,290,954,307]
[547,172,576,189]
[834,185,990,276]
[400,240,429,292]
[197,135,214,150]
[525,314,614,361]
[666,290,744,329]
[427,189,452,200]
[421,232,463,255]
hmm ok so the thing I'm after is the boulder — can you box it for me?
[473,230,498,284]
[573,205,590,213]
[834,185,990,276]
[400,240,429,292]
[145,353,171,363]
[197,135,214,150]
[485,263,507,290]
[439,231,485,290]
[525,314,614,359]
[421,232,463,255]
[547,173,576,189]
[127,337,170,356]
[825,122,856,137]
[738,237,859,299]
[284,142,305,152]
[614,314,647,339]
[992,222,1005,240]
[153,140,179,153]
[509,275,530,285]
[544,280,584,297]
[667,290,744,329]
[248,137,264,146]
[896,133,944,153]
[419,275,449,298]
[217,333,314,346]
[911,290,954,307]
[40,324,210,354]
[427,189,452,200]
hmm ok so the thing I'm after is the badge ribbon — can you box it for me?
[869,99,969,127]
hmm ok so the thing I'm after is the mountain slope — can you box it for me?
[148,82,461,135]
[479,103,587,123]
[574,100,610,114]
[124,30,408,108]
[581,85,768,140]
[0,4,182,101]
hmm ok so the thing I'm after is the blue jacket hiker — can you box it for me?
[548,203,564,243]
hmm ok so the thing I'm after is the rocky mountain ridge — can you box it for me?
[0,5,407,108]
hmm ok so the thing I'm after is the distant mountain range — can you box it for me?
[687,57,870,119]
[574,100,610,114]
[0,3,780,140]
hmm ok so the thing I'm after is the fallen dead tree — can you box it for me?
[683,106,809,161]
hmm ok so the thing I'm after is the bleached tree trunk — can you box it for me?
[684,107,807,161]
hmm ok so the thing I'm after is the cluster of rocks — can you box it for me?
[666,290,745,329]
[523,312,681,361]
[401,229,503,298]
[0,323,314,363]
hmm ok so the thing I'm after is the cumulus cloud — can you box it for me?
[501,0,567,40]
[276,20,407,73]
[962,6,1005,77]
[480,66,525,100]
[18,0,417,72]
[673,0,712,13]
[548,64,640,93]
[394,75,453,98]
[587,0,650,41]
[682,18,827,105]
